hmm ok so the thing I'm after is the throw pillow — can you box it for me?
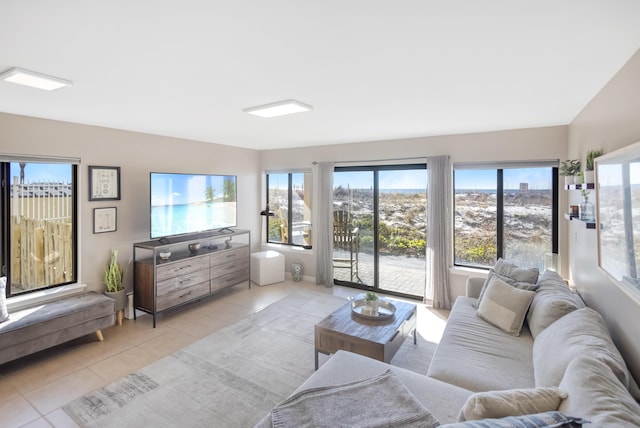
[476,270,539,308]
[558,356,640,427]
[532,307,635,392]
[494,258,539,283]
[0,277,8,323]
[526,270,585,339]
[458,387,567,421]
[476,275,535,336]
[440,411,588,428]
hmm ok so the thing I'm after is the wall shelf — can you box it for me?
[564,213,596,229]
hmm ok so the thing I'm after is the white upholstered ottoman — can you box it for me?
[250,251,285,286]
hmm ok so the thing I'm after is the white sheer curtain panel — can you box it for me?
[426,155,452,309]
[314,162,335,287]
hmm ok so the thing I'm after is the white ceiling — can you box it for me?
[1,1,640,150]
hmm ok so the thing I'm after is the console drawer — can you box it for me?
[210,246,250,267]
[211,268,250,291]
[156,281,210,311]
[157,268,210,296]
[156,257,210,282]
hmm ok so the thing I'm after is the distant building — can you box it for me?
[519,183,529,193]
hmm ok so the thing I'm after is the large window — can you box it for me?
[454,162,558,271]
[266,172,312,247]
[1,158,78,296]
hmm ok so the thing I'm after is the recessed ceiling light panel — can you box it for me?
[243,99,312,118]
[0,67,73,91]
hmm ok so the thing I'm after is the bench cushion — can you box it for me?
[0,291,114,365]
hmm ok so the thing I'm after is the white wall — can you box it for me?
[568,47,640,381]
[0,113,260,294]
[260,125,569,293]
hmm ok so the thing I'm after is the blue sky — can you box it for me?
[333,168,552,190]
[10,162,71,182]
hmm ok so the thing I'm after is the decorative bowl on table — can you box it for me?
[188,243,201,254]
[351,298,396,320]
[159,251,171,260]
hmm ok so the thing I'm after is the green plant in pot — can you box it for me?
[560,159,581,186]
[104,249,129,313]
[365,291,379,314]
[584,149,604,184]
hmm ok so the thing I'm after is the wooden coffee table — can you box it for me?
[314,299,417,369]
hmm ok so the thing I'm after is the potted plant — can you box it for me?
[365,291,379,315]
[560,159,581,186]
[104,249,129,313]
[584,149,604,184]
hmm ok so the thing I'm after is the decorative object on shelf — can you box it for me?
[584,149,604,184]
[569,205,579,217]
[574,171,585,185]
[580,189,594,221]
[560,159,581,186]
[104,249,129,322]
[93,207,117,233]
[291,262,303,282]
[364,291,379,315]
[159,251,171,260]
[188,242,201,254]
[88,165,121,201]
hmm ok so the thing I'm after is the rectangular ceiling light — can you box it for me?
[243,99,312,118]
[0,67,73,91]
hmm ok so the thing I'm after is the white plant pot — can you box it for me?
[574,174,583,185]
[584,170,594,184]
[564,176,575,186]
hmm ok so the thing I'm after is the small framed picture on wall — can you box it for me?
[89,165,121,201]
[94,207,117,233]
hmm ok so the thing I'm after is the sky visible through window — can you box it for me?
[10,163,71,182]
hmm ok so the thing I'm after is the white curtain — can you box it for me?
[315,162,335,287]
[426,155,452,309]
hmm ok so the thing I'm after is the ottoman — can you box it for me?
[251,251,285,286]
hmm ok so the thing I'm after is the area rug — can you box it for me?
[63,290,438,427]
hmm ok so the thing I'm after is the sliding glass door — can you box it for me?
[333,165,426,299]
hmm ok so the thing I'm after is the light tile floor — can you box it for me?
[0,279,447,428]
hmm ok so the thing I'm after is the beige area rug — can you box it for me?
[63,290,440,427]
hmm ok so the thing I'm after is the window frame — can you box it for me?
[1,157,79,297]
[266,171,312,249]
[453,160,559,270]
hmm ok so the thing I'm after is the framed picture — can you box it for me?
[89,165,121,201]
[94,207,117,233]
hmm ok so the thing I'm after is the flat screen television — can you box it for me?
[150,172,237,239]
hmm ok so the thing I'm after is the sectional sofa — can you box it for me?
[257,262,640,427]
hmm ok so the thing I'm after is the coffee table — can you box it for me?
[314,299,417,369]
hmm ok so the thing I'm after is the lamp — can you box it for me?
[0,67,73,91]
[259,205,275,246]
[244,99,312,118]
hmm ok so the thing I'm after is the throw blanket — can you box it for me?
[265,370,439,428]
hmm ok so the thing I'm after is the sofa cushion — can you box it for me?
[533,307,635,393]
[441,411,588,427]
[0,277,8,323]
[476,259,539,307]
[428,296,535,392]
[526,270,585,339]
[476,275,534,336]
[458,387,566,421]
[559,357,640,426]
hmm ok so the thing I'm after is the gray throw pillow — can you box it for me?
[494,258,539,283]
[476,275,535,336]
[526,270,584,339]
[533,307,634,392]
[476,269,538,308]
[559,357,640,427]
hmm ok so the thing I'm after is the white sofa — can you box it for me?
[258,267,640,427]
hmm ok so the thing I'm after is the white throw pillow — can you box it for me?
[0,277,9,323]
[475,259,539,307]
[476,275,535,336]
[458,387,567,421]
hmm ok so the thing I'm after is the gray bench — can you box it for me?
[0,291,115,365]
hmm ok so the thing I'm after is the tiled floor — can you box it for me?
[0,279,446,428]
